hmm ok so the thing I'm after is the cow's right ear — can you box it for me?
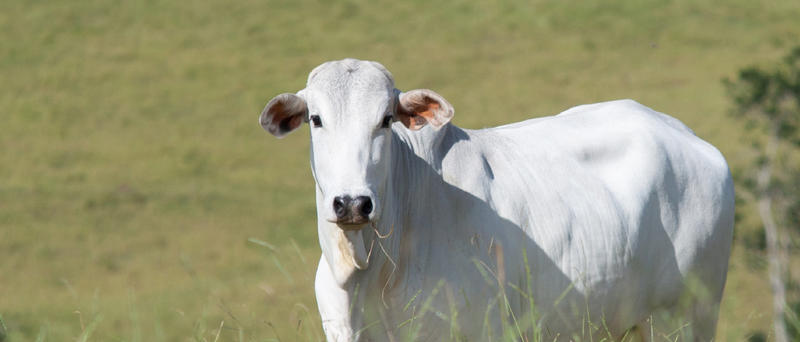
[259,93,308,138]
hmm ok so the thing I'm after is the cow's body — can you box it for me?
[260,59,734,341]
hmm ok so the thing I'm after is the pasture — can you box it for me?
[1,0,799,340]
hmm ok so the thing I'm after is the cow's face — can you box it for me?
[260,59,453,232]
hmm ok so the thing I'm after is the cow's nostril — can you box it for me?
[333,196,349,219]
[356,196,373,216]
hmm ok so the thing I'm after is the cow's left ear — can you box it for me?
[259,93,308,138]
[396,89,454,130]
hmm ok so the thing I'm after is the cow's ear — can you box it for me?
[259,93,308,138]
[396,89,454,130]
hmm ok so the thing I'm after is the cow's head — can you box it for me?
[260,59,453,280]
[260,59,453,230]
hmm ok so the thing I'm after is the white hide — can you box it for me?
[259,59,735,341]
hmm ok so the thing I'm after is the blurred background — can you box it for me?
[1,0,799,340]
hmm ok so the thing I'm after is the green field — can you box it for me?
[2,0,799,340]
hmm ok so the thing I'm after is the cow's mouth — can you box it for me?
[328,215,371,230]
[336,220,369,230]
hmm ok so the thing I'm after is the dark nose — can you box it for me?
[353,196,373,217]
[332,195,373,224]
[333,196,349,220]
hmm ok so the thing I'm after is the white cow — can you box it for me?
[259,59,734,341]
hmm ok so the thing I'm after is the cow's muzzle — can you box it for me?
[332,195,372,229]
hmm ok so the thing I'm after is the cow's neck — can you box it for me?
[359,124,454,288]
[316,125,453,304]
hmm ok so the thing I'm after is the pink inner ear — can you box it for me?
[417,101,440,121]
[397,89,453,130]
[398,110,426,130]
[398,94,440,130]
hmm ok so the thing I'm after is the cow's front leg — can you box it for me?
[316,255,356,342]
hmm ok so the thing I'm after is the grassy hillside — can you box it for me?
[1,0,799,340]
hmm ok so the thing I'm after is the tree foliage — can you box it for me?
[724,46,800,231]
[725,46,800,123]
[724,45,800,342]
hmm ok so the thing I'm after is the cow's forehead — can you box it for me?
[306,59,395,97]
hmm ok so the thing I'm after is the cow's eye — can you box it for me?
[310,115,322,128]
[380,115,393,128]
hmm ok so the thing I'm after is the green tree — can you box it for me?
[724,46,800,342]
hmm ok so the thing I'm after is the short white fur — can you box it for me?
[259,59,735,341]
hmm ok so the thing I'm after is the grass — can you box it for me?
[1,0,799,340]
[307,250,714,342]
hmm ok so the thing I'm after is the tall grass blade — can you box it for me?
[289,238,307,265]
[271,255,294,284]
[212,320,224,342]
[34,324,48,342]
[248,238,277,252]
[76,314,103,342]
